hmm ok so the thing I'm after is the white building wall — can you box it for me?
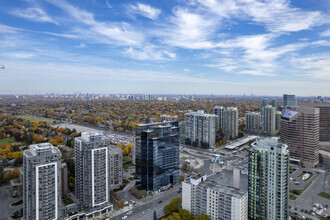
[182,181,192,213]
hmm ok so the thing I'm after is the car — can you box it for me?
[130,200,135,204]
[122,216,127,220]
[158,200,163,204]
[127,211,133,215]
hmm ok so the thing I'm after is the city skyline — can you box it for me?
[0,0,330,95]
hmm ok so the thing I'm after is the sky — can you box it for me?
[0,0,329,95]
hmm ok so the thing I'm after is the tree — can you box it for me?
[194,214,210,220]
[163,197,182,216]
[153,211,157,220]
[179,209,192,220]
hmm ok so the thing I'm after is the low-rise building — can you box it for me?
[182,174,248,220]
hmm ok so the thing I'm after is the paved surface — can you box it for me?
[111,185,181,220]
[289,168,330,218]
[0,185,23,220]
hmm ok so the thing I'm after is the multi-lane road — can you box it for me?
[111,185,181,220]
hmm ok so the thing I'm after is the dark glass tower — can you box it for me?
[135,121,179,192]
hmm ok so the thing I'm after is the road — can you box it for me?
[0,186,11,220]
[111,185,181,220]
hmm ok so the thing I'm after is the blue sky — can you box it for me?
[0,0,329,95]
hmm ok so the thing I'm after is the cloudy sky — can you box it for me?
[0,0,329,95]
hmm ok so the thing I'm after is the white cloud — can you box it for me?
[320,29,330,37]
[0,24,22,34]
[3,52,35,59]
[196,0,328,33]
[161,7,220,49]
[11,7,58,24]
[106,0,112,9]
[124,46,176,61]
[128,3,161,20]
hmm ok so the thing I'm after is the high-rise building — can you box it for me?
[245,112,261,134]
[61,162,68,198]
[135,122,179,192]
[248,139,289,220]
[301,103,330,142]
[270,99,278,111]
[75,132,112,216]
[23,143,62,220]
[283,94,297,109]
[184,110,217,149]
[212,106,225,131]
[280,106,320,167]
[260,98,269,122]
[182,174,248,220]
[262,105,276,136]
[223,107,239,139]
[109,145,123,187]
[275,111,282,130]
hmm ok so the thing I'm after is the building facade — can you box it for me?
[283,94,297,109]
[270,99,278,111]
[109,145,123,187]
[182,174,248,220]
[135,122,180,192]
[212,106,225,131]
[75,132,112,216]
[301,103,330,142]
[262,105,276,136]
[248,139,289,220]
[23,143,62,220]
[260,98,269,123]
[245,112,261,134]
[184,110,217,149]
[223,107,239,139]
[280,106,320,167]
[275,111,282,130]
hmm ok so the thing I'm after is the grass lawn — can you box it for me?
[290,180,313,196]
[289,194,298,200]
[298,171,313,182]
[63,197,74,206]
[17,114,57,124]
[0,137,15,146]
[318,192,330,200]
[123,163,133,169]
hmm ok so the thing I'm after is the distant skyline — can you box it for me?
[0,0,330,95]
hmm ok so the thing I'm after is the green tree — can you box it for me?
[179,209,193,220]
[153,211,157,220]
[163,197,182,215]
[194,214,210,220]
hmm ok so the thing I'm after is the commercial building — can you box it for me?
[301,103,330,142]
[262,105,276,136]
[135,122,179,192]
[275,111,282,130]
[23,143,62,220]
[223,107,239,140]
[283,94,297,109]
[212,106,225,131]
[61,163,68,198]
[260,98,269,123]
[270,99,278,111]
[75,132,112,217]
[245,112,261,134]
[280,106,320,167]
[184,110,217,149]
[109,145,123,187]
[248,139,289,220]
[182,174,248,220]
